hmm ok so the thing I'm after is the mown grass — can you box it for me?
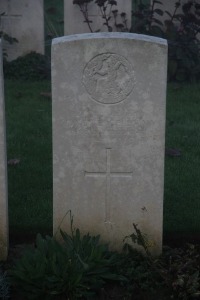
[4,80,200,241]
[164,83,200,238]
[5,80,52,239]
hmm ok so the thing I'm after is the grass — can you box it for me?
[5,80,52,240]
[164,83,200,239]
[4,80,200,242]
[4,0,200,243]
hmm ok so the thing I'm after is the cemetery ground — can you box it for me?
[1,79,200,299]
[5,80,200,243]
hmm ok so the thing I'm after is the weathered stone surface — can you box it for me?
[52,32,167,255]
[0,0,44,61]
[64,0,132,35]
[0,40,8,261]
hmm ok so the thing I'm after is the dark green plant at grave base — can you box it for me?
[10,215,124,299]
[161,244,200,300]
[0,268,10,300]
[8,215,200,299]
[123,223,200,300]
[3,52,51,81]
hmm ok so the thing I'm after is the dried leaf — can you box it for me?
[8,159,20,166]
[165,148,181,157]
[40,92,51,99]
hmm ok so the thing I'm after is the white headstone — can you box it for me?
[52,33,167,255]
[64,0,132,35]
[0,0,44,61]
[0,40,8,261]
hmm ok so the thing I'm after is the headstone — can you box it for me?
[52,32,167,255]
[0,40,8,261]
[0,0,44,61]
[64,0,132,35]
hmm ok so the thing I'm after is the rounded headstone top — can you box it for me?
[52,32,167,47]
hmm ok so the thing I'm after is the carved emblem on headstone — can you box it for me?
[83,53,135,104]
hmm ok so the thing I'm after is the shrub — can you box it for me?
[165,1,200,82]
[123,223,200,300]
[132,0,200,82]
[74,0,200,82]
[131,0,164,37]
[10,225,124,299]
[3,52,51,81]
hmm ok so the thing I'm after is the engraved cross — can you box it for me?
[84,148,133,222]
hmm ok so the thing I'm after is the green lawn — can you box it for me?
[4,80,200,242]
[5,80,52,240]
[164,84,200,239]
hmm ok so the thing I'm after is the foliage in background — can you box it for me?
[3,52,51,81]
[132,0,200,82]
[165,1,200,82]
[73,0,129,32]
[2,0,198,82]
[73,0,200,82]
[131,0,164,36]
[0,268,10,300]
[131,0,200,82]
[10,215,124,299]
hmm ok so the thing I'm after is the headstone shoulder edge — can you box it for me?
[52,33,167,47]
